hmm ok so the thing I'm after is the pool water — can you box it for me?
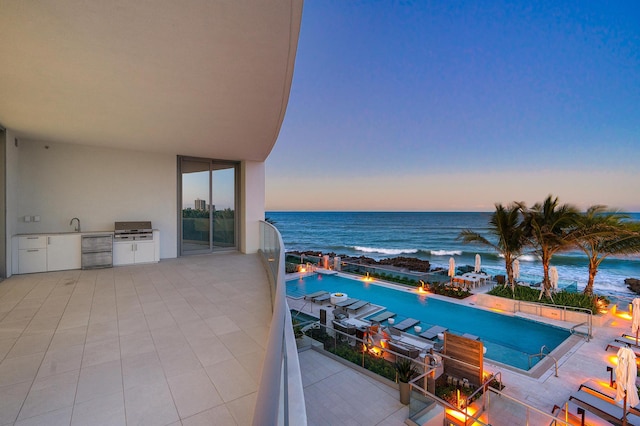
[286,273,571,370]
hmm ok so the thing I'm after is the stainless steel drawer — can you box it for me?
[82,234,113,252]
[81,252,113,269]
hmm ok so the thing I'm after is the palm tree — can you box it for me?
[458,203,525,292]
[569,205,640,295]
[519,195,579,300]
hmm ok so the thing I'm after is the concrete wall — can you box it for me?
[14,139,177,262]
[240,160,265,253]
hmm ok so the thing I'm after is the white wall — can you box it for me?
[5,130,20,277]
[240,161,265,253]
[15,139,177,260]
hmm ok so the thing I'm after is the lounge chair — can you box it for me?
[462,333,480,341]
[369,311,396,323]
[387,339,420,359]
[312,293,332,303]
[332,319,357,342]
[304,290,327,300]
[346,300,370,312]
[605,340,640,357]
[335,298,359,308]
[569,389,640,425]
[551,400,611,426]
[579,379,640,415]
[420,325,448,340]
[392,318,419,332]
[617,334,640,347]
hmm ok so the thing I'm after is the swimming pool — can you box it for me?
[286,273,571,370]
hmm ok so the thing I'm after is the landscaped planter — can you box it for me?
[474,294,609,327]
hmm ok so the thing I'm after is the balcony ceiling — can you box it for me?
[0,0,302,161]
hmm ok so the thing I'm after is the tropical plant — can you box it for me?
[458,203,525,292]
[569,206,640,295]
[395,357,418,383]
[518,195,579,300]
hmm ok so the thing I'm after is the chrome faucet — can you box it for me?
[70,217,81,232]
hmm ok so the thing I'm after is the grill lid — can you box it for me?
[114,221,152,233]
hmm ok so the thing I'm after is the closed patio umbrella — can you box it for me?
[513,259,520,284]
[448,257,456,282]
[474,254,481,273]
[632,298,640,345]
[549,266,559,292]
[615,346,640,423]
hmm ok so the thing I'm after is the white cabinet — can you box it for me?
[16,233,84,274]
[47,234,82,271]
[18,236,47,274]
[113,238,159,266]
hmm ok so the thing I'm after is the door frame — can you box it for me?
[177,156,239,256]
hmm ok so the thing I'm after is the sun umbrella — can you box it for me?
[549,266,559,292]
[448,257,456,279]
[615,346,640,416]
[474,254,481,273]
[513,259,520,283]
[632,298,640,345]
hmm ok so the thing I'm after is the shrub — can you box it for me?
[487,284,600,314]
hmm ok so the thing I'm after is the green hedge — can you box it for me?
[487,284,606,314]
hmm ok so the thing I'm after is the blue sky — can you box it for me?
[266,1,640,212]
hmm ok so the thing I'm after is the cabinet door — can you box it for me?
[47,234,82,271]
[113,242,135,265]
[19,249,47,274]
[133,241,155,264]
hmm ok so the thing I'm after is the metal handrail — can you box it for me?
[528,345,558,377]
[254,221,307,426]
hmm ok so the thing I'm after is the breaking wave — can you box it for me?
[352,246,419,255]
[430,250,463,256]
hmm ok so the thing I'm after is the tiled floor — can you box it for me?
[0,253,271,426]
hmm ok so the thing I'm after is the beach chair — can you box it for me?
[387,339,420,359]
[551,400,611,426]
[346,300,370,313]
[569,389,640,425]
[304,290,327,301]
[312,293,332,303]
[335,298,359,308]
[579,379,640,415]
[369,311,396,323]
[392,318,419,332]
[462,333,480,341]
[605,340,640,357]
[420,325,448,340]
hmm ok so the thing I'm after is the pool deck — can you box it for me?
[290,273,632,425]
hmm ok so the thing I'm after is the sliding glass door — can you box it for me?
[179,157,238,255]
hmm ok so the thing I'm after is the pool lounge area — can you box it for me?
[287,272,572,371]
[288,270,635,425]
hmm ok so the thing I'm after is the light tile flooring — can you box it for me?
[0,253,271,426]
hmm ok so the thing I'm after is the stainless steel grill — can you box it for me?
[114,221,153,240]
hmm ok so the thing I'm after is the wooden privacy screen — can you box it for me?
[442,333,484,387]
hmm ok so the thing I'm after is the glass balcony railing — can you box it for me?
[253,221,307,426]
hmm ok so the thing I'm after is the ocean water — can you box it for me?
[267,211,640,298]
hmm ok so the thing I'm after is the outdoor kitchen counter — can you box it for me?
[12,230,160,274]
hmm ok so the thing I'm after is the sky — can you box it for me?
[265,1,640,212]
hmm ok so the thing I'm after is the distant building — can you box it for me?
[194,198,206,210]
